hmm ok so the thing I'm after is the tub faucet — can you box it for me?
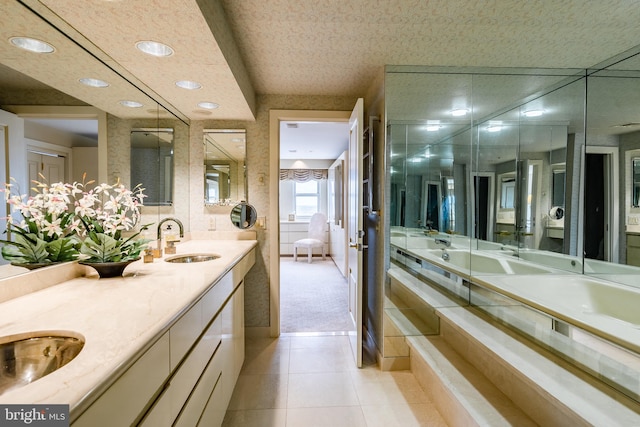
[156,218,184,256]
[434,238,451,248]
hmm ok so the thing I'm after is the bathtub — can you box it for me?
[515,249,583,273]
[476,274,640,354]
[409,248,555,276]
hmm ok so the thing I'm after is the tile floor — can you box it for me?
[222,333,448,427]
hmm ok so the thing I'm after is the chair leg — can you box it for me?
[293,247,297,262]
[308,248,312,263]
[322,246,326,260]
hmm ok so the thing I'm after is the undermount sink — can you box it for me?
[165,253,220,263]
[0,332,85,396]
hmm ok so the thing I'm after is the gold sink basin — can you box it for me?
[165,253,220,263]
[0,331,85,395]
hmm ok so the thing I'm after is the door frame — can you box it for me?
[268,109,351,337]
[583,145,619,262]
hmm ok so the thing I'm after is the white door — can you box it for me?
[27,151,66,196]
[0,127,6,265]
[347,98,364,367]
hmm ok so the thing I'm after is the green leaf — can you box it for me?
[0,234,49,263]
[46,237,81,262]
[80,233,124,262]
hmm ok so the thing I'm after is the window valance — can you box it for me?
[279,169,328,182]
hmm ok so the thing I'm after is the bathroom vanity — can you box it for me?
[0,238,257,426]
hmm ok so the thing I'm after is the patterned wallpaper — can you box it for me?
[222,0,640,98]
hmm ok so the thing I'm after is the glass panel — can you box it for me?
[131,128,174,206]
[204,129,246,206]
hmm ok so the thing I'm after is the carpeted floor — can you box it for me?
[280,257,355,333]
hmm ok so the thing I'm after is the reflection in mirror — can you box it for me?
[131,128,174,206]
[633,158,640,207]
[230,202,257,229]
[0,3,190,280]
[204,129,246,205]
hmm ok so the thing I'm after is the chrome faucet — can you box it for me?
[441,248,450,261]
[156,218,184,256]
[434,238,451,248]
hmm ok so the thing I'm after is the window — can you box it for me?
[295,180,319,218]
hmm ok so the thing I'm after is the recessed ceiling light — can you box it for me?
[425,125,441,132]
[175,80,201,90]
[135,40,174,57]
[450,108,469,117]
[523,109,544,117]
[10,37,54,53]
[487,124,502,132]
[198,102,219,110]
[119,100,143,108]
[79,78,109,88]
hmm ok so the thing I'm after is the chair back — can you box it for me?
[308,213,327,241]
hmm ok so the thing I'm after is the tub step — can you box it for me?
[436,307,640,426]
[408,334,537,427]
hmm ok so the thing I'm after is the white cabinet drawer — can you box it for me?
[174,342,225,427]
[166,315,222,421]
[196,370,226,427]
[201,271,233,322]
[73,333,170,427]
[170,300,202,370]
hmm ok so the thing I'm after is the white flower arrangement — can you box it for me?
[1,176,151,265]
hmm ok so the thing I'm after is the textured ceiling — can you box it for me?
[3,0,640,124]
[221,0,640,96]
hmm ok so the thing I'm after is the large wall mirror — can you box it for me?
[204,129,246,205]
[386,54,640,288]
[0,2,189,276]
[131,128,175,206]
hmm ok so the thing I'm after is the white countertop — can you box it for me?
[0,239,257,412]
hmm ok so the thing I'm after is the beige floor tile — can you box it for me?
[361,403,448,427]
[287,372,360,408]
[288,346,353,373]
[242,342,290,375]
[245,336,291,350]
[222,409,287,427]
[227,374,288,410]
[285,406,367,427]
[351,369,430,405]
[289,334,351,351]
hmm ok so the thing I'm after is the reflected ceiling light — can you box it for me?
[135,40,174,57]
[119,100,143,108]
[10,37,54,53]
[450,108,468,117]
[197,102,219,109]
[425,125,441,132]
[231,138,245,143]
[486,123,502,132]
[79,78,109,88]
[523,109,544,117]
[175,80,201,90]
